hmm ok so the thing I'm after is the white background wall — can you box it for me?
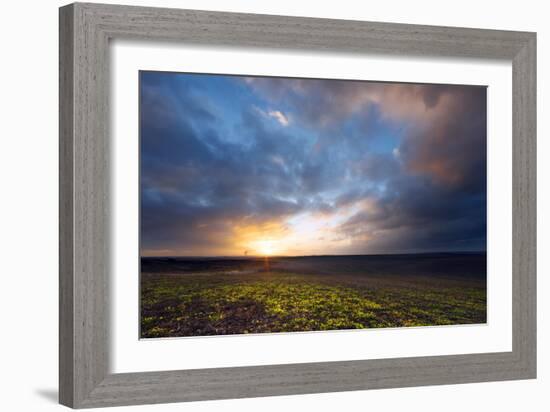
[0,0,547,411]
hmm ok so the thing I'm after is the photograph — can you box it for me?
[139,71,487,338]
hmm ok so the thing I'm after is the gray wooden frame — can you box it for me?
[59,2,536,408]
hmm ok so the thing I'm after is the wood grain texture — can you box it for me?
[60,3,110,406]
[59,2,537,408]
[512,34,537,373]
[59,5,74,406]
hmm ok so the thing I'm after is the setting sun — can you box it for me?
[255,240,277,256]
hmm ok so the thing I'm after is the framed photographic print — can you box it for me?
[138,71,488,339]
[59,2,536,408]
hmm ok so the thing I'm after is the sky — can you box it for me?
[140,71,487,257]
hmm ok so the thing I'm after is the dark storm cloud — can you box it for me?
[244,78,487,253]
[140,72,486,255]
[335,174,486,253]
[399,87,487,191]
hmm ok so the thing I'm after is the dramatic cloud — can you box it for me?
[140,71,486,256]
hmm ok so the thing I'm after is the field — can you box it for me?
[140,253,486,338]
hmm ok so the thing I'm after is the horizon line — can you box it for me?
[141,250,487,259]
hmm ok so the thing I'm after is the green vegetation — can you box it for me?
[140,270,486,338]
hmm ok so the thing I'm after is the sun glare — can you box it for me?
[255,240,276,256]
